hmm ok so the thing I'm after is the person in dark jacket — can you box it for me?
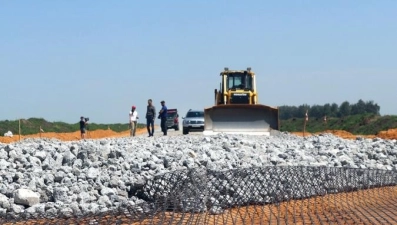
[79,116,87,139]
[158,100,168,136]
[146,99,156,137]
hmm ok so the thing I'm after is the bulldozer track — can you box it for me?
[3,186,397,225]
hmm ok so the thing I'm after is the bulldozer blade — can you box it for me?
[203,104,279,136]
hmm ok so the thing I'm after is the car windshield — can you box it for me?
[167,112,177,118]
[226,73,253,90]
[186,111,204,118]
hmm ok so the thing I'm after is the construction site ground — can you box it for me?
[1,127,397,144]
[1,128,397,224]
[3,186,397,224]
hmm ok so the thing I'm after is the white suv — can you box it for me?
[182,109,205,135]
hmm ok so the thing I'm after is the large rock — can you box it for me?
[86,167,100,179]
[13,189,40,206]
[0,193,10,209]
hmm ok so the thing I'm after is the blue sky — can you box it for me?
[1,1,396,124]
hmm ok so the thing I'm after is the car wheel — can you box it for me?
[183,128,189,135]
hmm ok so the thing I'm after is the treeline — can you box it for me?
[0,118,146,136]
[279,99,380,120]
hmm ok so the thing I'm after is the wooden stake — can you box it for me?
[19,119,21,142]
[40,126,42,138]
[303,110,308,137]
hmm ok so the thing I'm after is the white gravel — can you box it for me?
[0,130,396,218]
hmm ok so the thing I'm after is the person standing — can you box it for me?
[79,116,87,139]
[129,106,139,137]
[145,99,156,137]
[159,100,168,136]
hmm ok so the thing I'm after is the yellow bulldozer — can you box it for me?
[203,67,280,135]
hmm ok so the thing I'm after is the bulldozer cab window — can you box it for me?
[227,73,252,90]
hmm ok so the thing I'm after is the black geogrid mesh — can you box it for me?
[1,166,397,224]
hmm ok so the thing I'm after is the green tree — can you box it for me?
[330,103,339,117]
[310,104,323,118]
[351,99,366,115]
[279,106,297,119]
[323,103,331,117]
[365,100,381,115]
[339,101,351,117]
[297,104,310,118]
[277,100,380,119]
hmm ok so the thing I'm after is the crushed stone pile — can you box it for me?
[0,132,396,219]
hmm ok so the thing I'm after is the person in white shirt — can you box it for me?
[129,106,139,136]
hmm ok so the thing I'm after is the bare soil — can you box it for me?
[1,127,396,144]
[0,128,151,144]
[292,130,378,140]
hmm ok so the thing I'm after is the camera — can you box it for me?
[84,117,89,122]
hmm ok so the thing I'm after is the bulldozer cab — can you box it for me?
[216,67,258,105]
